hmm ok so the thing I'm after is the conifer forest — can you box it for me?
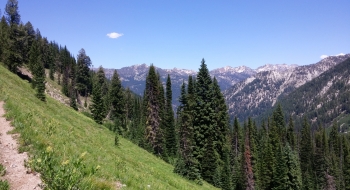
[1,0,350,189]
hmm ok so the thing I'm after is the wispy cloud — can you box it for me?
[107,32,123,39]
[320,55,328,59]
[336,53,345,56]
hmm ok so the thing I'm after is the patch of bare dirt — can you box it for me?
[0,101,42,190]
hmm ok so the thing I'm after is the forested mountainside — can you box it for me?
[273,57,350,131]
[224,54,350,122]
[101,63,296,106]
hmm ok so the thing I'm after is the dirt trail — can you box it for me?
[0,101,42,190]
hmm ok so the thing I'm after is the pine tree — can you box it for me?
[343,136,350,190]
[164,74,176,157]
[273,145,288,190]
[212,77,229,160]
[90,74,104,124]
[5,0,20,25]
[221,145,233,190]
[69,59,78,110]
[109,70,125,134]
[76,48,92,97]
[231,117,244,189]
[48,45,55,80]
[0,16,9,62]
[286,116,296,150]
[259,135,274,189]
[22,21,35,64]
[29,40,45,101]
[243,130,255,190]
[285,144,302,189]
[144,65,164,155]
[174,82,201,183]
[192,58,215,172]
[273,103,286,143]
[247,118,259,187]
[95,66,108,117]
[314,125,327,189]
[300,117,314,189]
[3,22,24,72]
[201,135,217,184]
[329,122,342,189]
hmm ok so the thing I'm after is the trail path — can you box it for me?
[0,101,42,190]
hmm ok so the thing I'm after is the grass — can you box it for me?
[0,64,217,190]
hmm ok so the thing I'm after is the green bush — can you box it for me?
[28,146,99,190]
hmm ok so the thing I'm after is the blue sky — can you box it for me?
[1,0,349,71]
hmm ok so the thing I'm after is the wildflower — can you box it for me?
[46,146,53,153]
[61,160,70,166]
[80,151,87,159]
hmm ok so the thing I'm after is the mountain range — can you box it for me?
[99,53,350,128]
[101,63,298,105]
[224,54,350,123]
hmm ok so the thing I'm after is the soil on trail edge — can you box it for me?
[0,101,42,190]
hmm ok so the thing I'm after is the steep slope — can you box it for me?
[276,57,350,130]
[224,54,350,122]
[0,64,216,189]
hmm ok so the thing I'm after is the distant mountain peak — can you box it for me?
[256,63,298,73]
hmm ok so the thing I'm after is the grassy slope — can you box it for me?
[0,64,217,190]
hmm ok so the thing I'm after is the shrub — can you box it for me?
[28,146,99,190]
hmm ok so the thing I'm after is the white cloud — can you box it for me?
[336,53,345,56]
[107,32,123,39]
[320,55,328,59]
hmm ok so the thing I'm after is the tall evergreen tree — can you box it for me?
[29,40,45,101]
[243,130,255,190]
[3,22,24,72]
[22,21,35,64]
[300,117,314,189]
[76,48,92,97]
[5,0,20,25]
[109,70,125,134]
[0,16,9,62]
[314,125,327,189]
[201,134,217,184]
[343,136,350,190]
[95,66,108,117]
[286,116,296,150]
[212,77,229,160]
[144,65,164,155]
[221,145,232,190]
[69,59,78,110]
[90,73,104,124]
[231,117,244,189]
[164,74,176,157]
[273,104,286,143]
[275,144,302,190]
[192,58,215,172]
[174,82,201,182]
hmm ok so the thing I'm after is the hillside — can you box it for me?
[0,64,217,189]
[274,57,350,130]
[224,54,350,122]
